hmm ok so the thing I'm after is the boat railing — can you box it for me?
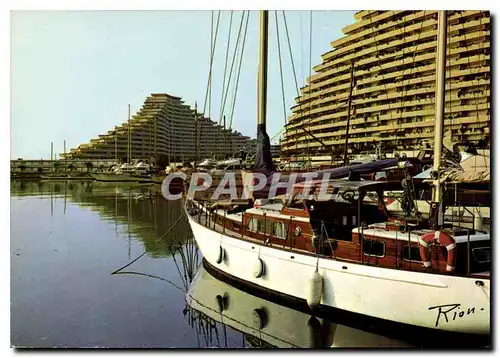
[188,199,304,253]
[450,200,489,232]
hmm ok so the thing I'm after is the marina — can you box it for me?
[10,9,491,350]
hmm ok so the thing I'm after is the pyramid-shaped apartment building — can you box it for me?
[62,93,253,161]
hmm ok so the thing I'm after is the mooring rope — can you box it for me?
[110,211,186,275]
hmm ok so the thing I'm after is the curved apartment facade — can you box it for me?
[62,93,252,162]
[281,10,490,165]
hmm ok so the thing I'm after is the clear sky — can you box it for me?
[10,10,357,159]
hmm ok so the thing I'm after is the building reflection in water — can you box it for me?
[11,180,191,258]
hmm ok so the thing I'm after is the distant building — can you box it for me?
[62,93,253,162]
[281,11,491,166]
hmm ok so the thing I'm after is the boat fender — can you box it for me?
[307,271,323,310]
[252,307,268,330]
[253,257,265,278]
[419,231,456,272]
[215,293,230,313]
[215,246,224,264]
[307,316,323,348]
[321,319,336,348]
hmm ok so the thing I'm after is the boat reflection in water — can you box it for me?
[185,263,414,348]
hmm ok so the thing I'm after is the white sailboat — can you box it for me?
[185,11,490,336]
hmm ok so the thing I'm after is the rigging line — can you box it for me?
[282,10,318,158]
[228,11,249,153]
[203,10,222,118]
[227,30,240,131]
[447,13,453,145]
[462,15,487,151]
[216,11,233,159]
[229,11,250,131]
[218,11,244,158]
[274,11,287,126]
[219,10,246,127]
[397,13,408,134]
[111,271,186,292]
[109,211,186,275]
[300,11,304,84]
[208,10,214,122]
[296,11,426,158]
[172,249,189,291]
[344,11,418,154]
[218,10,234,126]
[282,11,301,98]
[271,127,286,141]
[397,12,428,135]
[307,10,313,165]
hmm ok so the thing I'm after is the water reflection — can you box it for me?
[184,265,414,348]
[11,180,199,348]
[11,180,189,257]
[10,180,487,348]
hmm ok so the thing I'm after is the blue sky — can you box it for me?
[10,10,356,159]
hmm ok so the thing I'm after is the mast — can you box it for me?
[343,61,355,166]
[430,10,448,228]
[179,131,184,163]
[194,101,198,169]
[154,116,157,165]
[257,10,269,131]
[168,119,172,167]
[223,115,227,158]
[253,10,276,175]
[128,104,131,164]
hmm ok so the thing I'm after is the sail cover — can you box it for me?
[414,148,490,184]
[245,157,402,199]
[253,123,276,176]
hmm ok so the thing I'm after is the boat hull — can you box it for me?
[91,173,152,183]
[186,208,490,335]
[40,175,92,180]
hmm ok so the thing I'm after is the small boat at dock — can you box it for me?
[92,160,153,183]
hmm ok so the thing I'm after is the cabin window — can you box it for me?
[258,219,273,236]
[247,218,258,232]
[362,239,385,258]
[403,245,422,262]
[232,221,241,231]
[272,222,286,239]
[472,247,490,264]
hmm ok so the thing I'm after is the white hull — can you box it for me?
[187,212,490,335]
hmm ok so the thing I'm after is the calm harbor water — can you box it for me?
[10,181,487,348]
